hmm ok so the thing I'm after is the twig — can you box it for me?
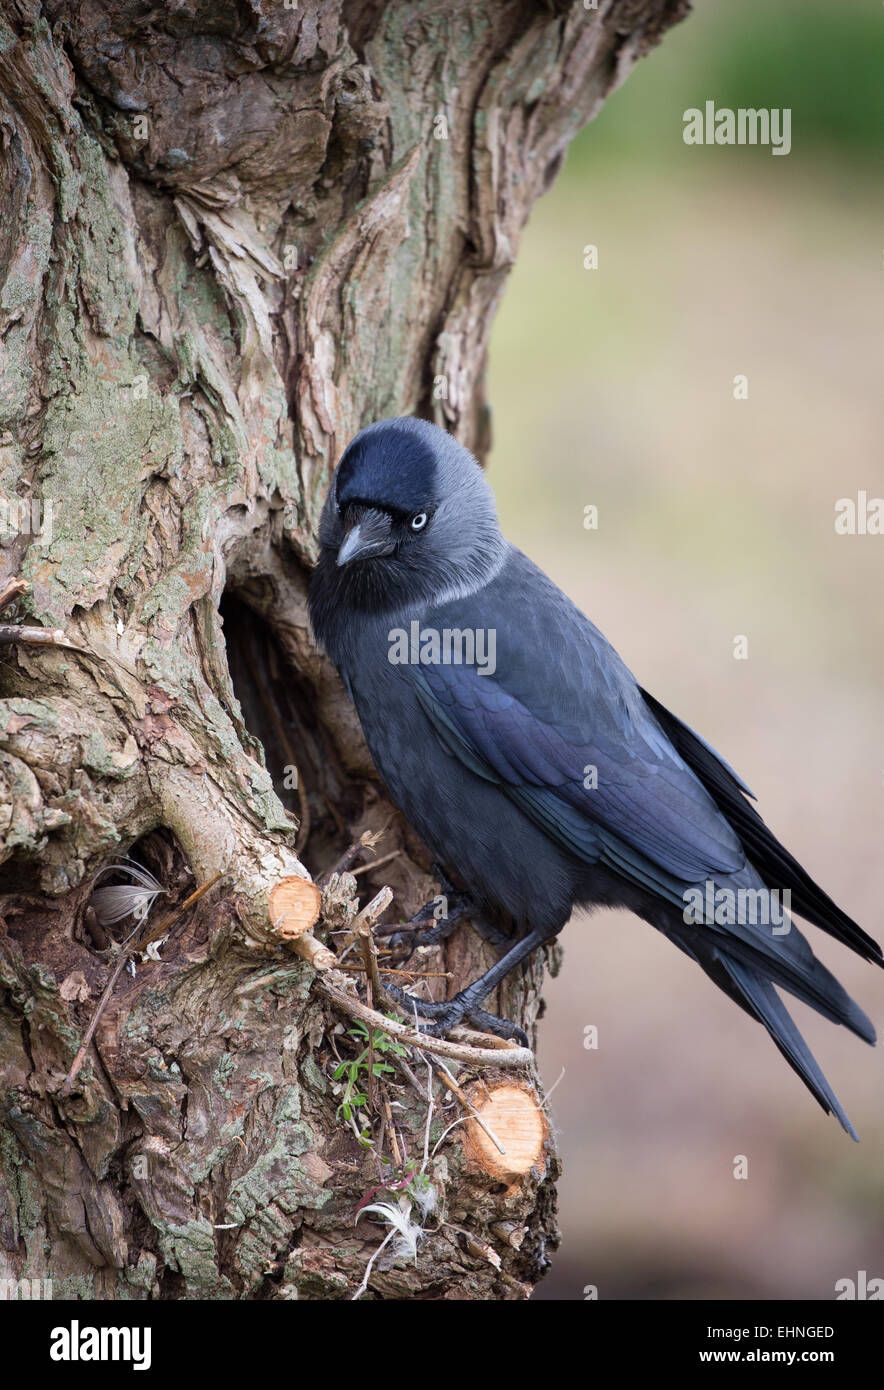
[393,1050,432,1106]
[362,934,375,1113]
[354,891,396,1112]
[351,1226,395,1301]
[430,1114,474,1157]
[354,887,395,1012]
[336,964,452,979]
[59,872,226,1097]
[0,620,137,692]
[0,624,89,650]
[433,1061,506,1156]
[316,978,533,1070]
[336,885,394,970]
[0,577,28,612]
[381,1087,401,1167]
[422,1058,434,1170]
[449,1025,521,1052]
[0,580,138,696]
[352,850,401,878]
[59,950,131,1100]
[317,833,373,887]
[317,826,389,888]
[135,871,227,952]
[289,931,336,971]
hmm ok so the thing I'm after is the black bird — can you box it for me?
[308,416,880,1138]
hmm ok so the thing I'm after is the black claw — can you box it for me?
[383,983,529,1047]
[373,900,435,938]
[376,869,475,951]
[383,983,451,1020]
[383,901,469,953]
[465,1006,529,1048]
[373,863,517,963]
[430,862,459,898]
[402,1016,458,1039]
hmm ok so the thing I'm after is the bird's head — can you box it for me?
[311,417,506,622]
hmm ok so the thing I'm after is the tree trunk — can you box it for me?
[0,0,687,1300]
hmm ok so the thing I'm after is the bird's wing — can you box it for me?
[411,551,745,899]
[408,557,877,1056]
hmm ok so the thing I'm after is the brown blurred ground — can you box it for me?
[486,4,884,1299]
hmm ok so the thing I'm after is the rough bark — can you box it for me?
[0,0,688,1300]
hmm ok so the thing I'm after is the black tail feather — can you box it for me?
[668,929,862,1139]
[717,955,860,1140]
[642,687,883,968]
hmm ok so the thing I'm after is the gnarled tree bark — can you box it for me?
[0,0,688,1300]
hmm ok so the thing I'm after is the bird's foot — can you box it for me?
[376,863,512,955]
[375,863,471,951]
[384,981,529,1048]
[455,1004,531,1046]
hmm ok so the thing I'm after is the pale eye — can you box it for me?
[409,512,428,532]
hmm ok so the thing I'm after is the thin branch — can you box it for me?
[448,1025,522,1052]
[381,1086,401,1167]
[317,825,390,888]
[354,887,395,1011]
[393,1049,432,1106]
[433,1061,506,1156]
[352,850,401,877]
[316,978,533,1070]
[430,1114,474,1158]
[0,624,88,649]
[0,577,28,612]
[351,1226,395,1301]
[421,1058,434,1170]
[336,963,452,979]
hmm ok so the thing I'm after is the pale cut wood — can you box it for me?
[462,1081,550,1188]
[268,876,322,940]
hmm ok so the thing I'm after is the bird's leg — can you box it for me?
[467,915,515,954]
[374,863,486,952]
[372,864,531,1039]
[384,927,550,1047]
[375,898,469,952]
[383,981,528,1045]
[385,901,511,955]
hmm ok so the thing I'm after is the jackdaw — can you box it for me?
[308,416,880,1137]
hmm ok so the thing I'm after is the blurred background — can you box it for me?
[485,0,884,1299]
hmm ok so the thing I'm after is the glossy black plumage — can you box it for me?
[309,416,880,1137]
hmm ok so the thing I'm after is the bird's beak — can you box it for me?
[336,509,396,567]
